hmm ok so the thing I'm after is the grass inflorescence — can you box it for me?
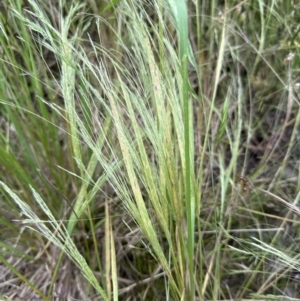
[0,0,300,300]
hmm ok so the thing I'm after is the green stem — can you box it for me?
[183,54,194,300]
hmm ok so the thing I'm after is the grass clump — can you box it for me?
[0,0,300,300]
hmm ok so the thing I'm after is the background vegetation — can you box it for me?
[1,0,300,300]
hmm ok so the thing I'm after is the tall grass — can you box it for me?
[1,0,300,300]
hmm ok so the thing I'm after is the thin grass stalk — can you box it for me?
[182,54,195,299]
[199,6,228,299]
[251,0,265,75]
[165,0,195,298]
[167,0,195,298]
[0,254,50,301]
[59,5,83,231]
[105,202,112,299]
[109,205,118,301]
